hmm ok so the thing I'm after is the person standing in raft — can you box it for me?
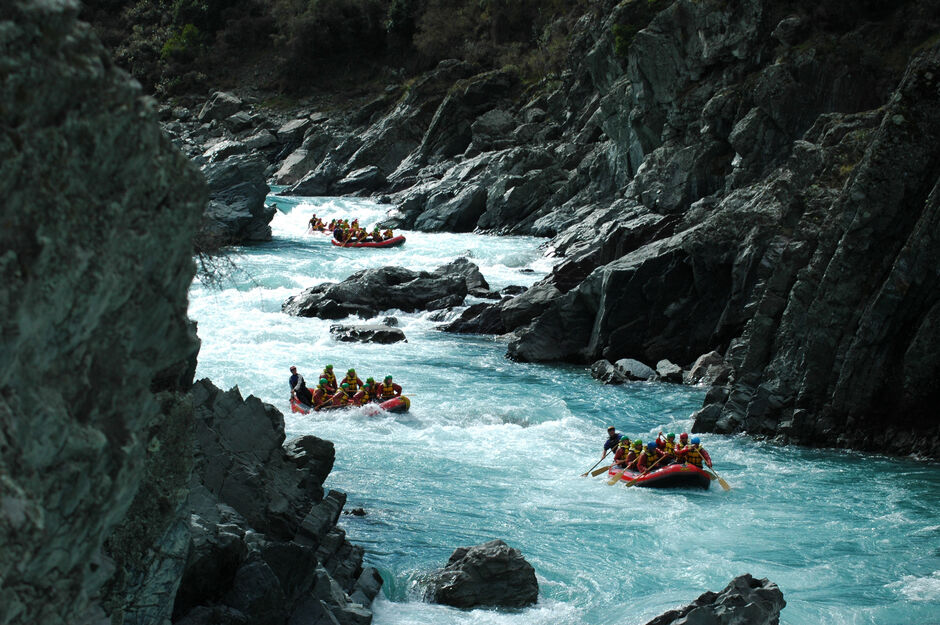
[602,426,622,459]
[289,366,313,406]
[379,375,402,399]
[679,437,713,469]
[342,368,363,392]
[321,364,337,390]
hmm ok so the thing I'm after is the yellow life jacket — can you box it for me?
[663,440,675,454]
[685,446,704,467]
[343,376,360,392]
[360,388,371,402]
[323,371,336,386]
[334,389,349,406]
[381,382,396,398]
[383,229,393,238]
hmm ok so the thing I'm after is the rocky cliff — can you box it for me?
[0,2,379,624]
[158,0,938,457]
[0,1,204,622]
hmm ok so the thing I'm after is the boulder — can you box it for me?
[224,110,256,134]
[685,351,729,386]
[644,574,785,625]
[198,91,243,123]
[655,359,684,383]
[414,184,488,232]
[200,154,275,246]
[282,263,470,320]
[203,139,249,163]
[276,118,312,144]
[591,359,627,384]
[433,257,490,295]
[330,324,407,344]
[425,539,538,609]
[441,302,506,335]
[614,358,656,381]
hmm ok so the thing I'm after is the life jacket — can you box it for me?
[333,389,349,406]
[663,440,675,455]
[685,446,704,468]
[381,382,396,398]
[322,371,337,387]
[359,388,371,403]
[343,376,360,392]
[383,229,393,238]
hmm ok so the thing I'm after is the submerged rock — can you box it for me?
[425,539,538,609]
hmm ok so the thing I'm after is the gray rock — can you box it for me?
[201,155,275,246]
[0,2,205,623]
[614,358,656,381]
[198,91,244,123]
[330,324,407,344]
[277,117,313,144]
[333,165,386,195]
[644,574,785,625]
[656,359,684,383]
[425,539,538,609]
[441,302,506,335]
[685,351,725,385]
[244,129,279,150]
[283,264,468,319]
[225,110,256,134]
[203,139,249,163]
[591,359,628,385]
[432,257,490,294]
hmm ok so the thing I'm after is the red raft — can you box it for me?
[331,235,406,248]
[290,394,410,415]
[607,463,712,489]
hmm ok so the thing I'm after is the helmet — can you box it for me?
[366,377,374,383]
[633,440,642,449]
[619,438,631,447]
[319,378,328,385]
[647,442,657,451]
[341,383,349,389]
[348,368,355,374]
[667,432,676,440]
[384,375,393,381]
[691,437,700,445]
[325,364,333,370]
[607,425,616,432]
[679,432,689,440]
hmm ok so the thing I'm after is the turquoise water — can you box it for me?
[189,197,940,625]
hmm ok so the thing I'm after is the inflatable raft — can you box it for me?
[290,394,410,415]
[331,235,406,248]
[607,463,712,489]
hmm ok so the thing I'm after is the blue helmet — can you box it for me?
[647,442,657,451]
[691,437,701,445]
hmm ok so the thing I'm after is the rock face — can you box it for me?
[424,540,538,609]
[200,154,275,246]
[644,574,785,625]
[282,262,475,319]
[172,380,382,625]
[0,2,205,624]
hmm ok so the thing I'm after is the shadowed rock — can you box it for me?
[330,324,407,344]
[425,540,538,609]
[644,574,785,625]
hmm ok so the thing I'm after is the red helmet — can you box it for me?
[679,432,689,440]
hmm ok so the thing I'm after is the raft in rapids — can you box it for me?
[608,463,712,489]
[290,394,410,415]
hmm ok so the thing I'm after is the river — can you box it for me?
[188,196,940,625]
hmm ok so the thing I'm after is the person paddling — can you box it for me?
[681,437,713,469]
[612,437,633,468]
[330,382,352,407]
[320,364,337,391]
[379,375,402,399]
[342,368,364,392]
[289,366,314,406]
[312,378,333,410]
[636,442,664,473]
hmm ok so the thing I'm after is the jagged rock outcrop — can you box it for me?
[199,154,276,246]
[424,540,538,609]
[172,380,382,625]
[693,47,940,457]
[0,2,205,624]
[644,574,785,625]
[282,260,487,319]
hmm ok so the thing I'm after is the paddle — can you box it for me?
[624,455,667,488]
[580,450,610,477]
[590,464,613,477]
[704,466,731,491]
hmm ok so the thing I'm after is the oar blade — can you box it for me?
[717,476,731,491]
[590,464,612,477]
[606,468,626,485]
